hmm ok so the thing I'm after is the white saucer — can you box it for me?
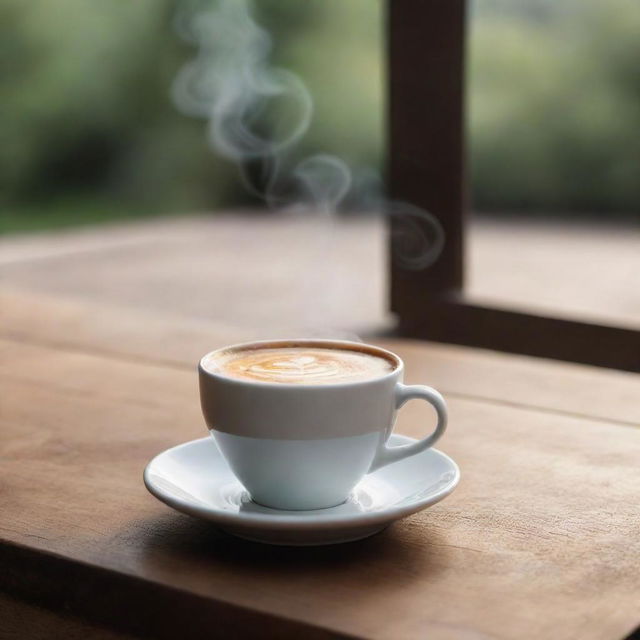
[143,434,460,546]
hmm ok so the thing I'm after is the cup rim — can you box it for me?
[199,338,402,389]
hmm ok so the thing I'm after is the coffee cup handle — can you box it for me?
[369,384,447,472]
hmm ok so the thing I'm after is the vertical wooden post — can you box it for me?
[387,0,467,322]
[385,1,640,371]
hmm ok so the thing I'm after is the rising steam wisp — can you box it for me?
[173,0,444,332]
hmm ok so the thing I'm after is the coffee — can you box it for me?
[205,344,395,385]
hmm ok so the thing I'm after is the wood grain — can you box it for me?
[0,592,138,640]
[388,0,467,297]
[1,334,639,639]
[2,288,638,425]
[0,214,390,336]
[395,297,640,373]
[2,213,638,337]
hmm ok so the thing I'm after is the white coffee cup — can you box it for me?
[199,339,447,510]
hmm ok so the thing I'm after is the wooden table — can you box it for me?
[1,287,639,640]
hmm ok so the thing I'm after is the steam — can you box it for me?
[174,1,311,161]
[389,202,445,270]
[173,0,443,269]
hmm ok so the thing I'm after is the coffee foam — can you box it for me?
[205,343,396,385]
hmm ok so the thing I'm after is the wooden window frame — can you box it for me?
[387,0,640,372]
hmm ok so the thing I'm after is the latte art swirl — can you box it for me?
[247,355,342,381]
[208,346,395,385]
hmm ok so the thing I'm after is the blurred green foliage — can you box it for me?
[469,0,640,214]
[0,0,638,232]
[0,0,239,226]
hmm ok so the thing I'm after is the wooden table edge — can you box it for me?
[0,538,356,640]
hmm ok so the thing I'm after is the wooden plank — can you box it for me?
[2,213,638,339]
[383,336,640,427]
[1,337,639,640]
[0,287,250,368]
[388,0,467,302]
[468,219,640,332]
[2,288,638,425]
[1,543,346,640]
[0,592,138,640]
[394,297,640,373]
[0,215,390,336]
